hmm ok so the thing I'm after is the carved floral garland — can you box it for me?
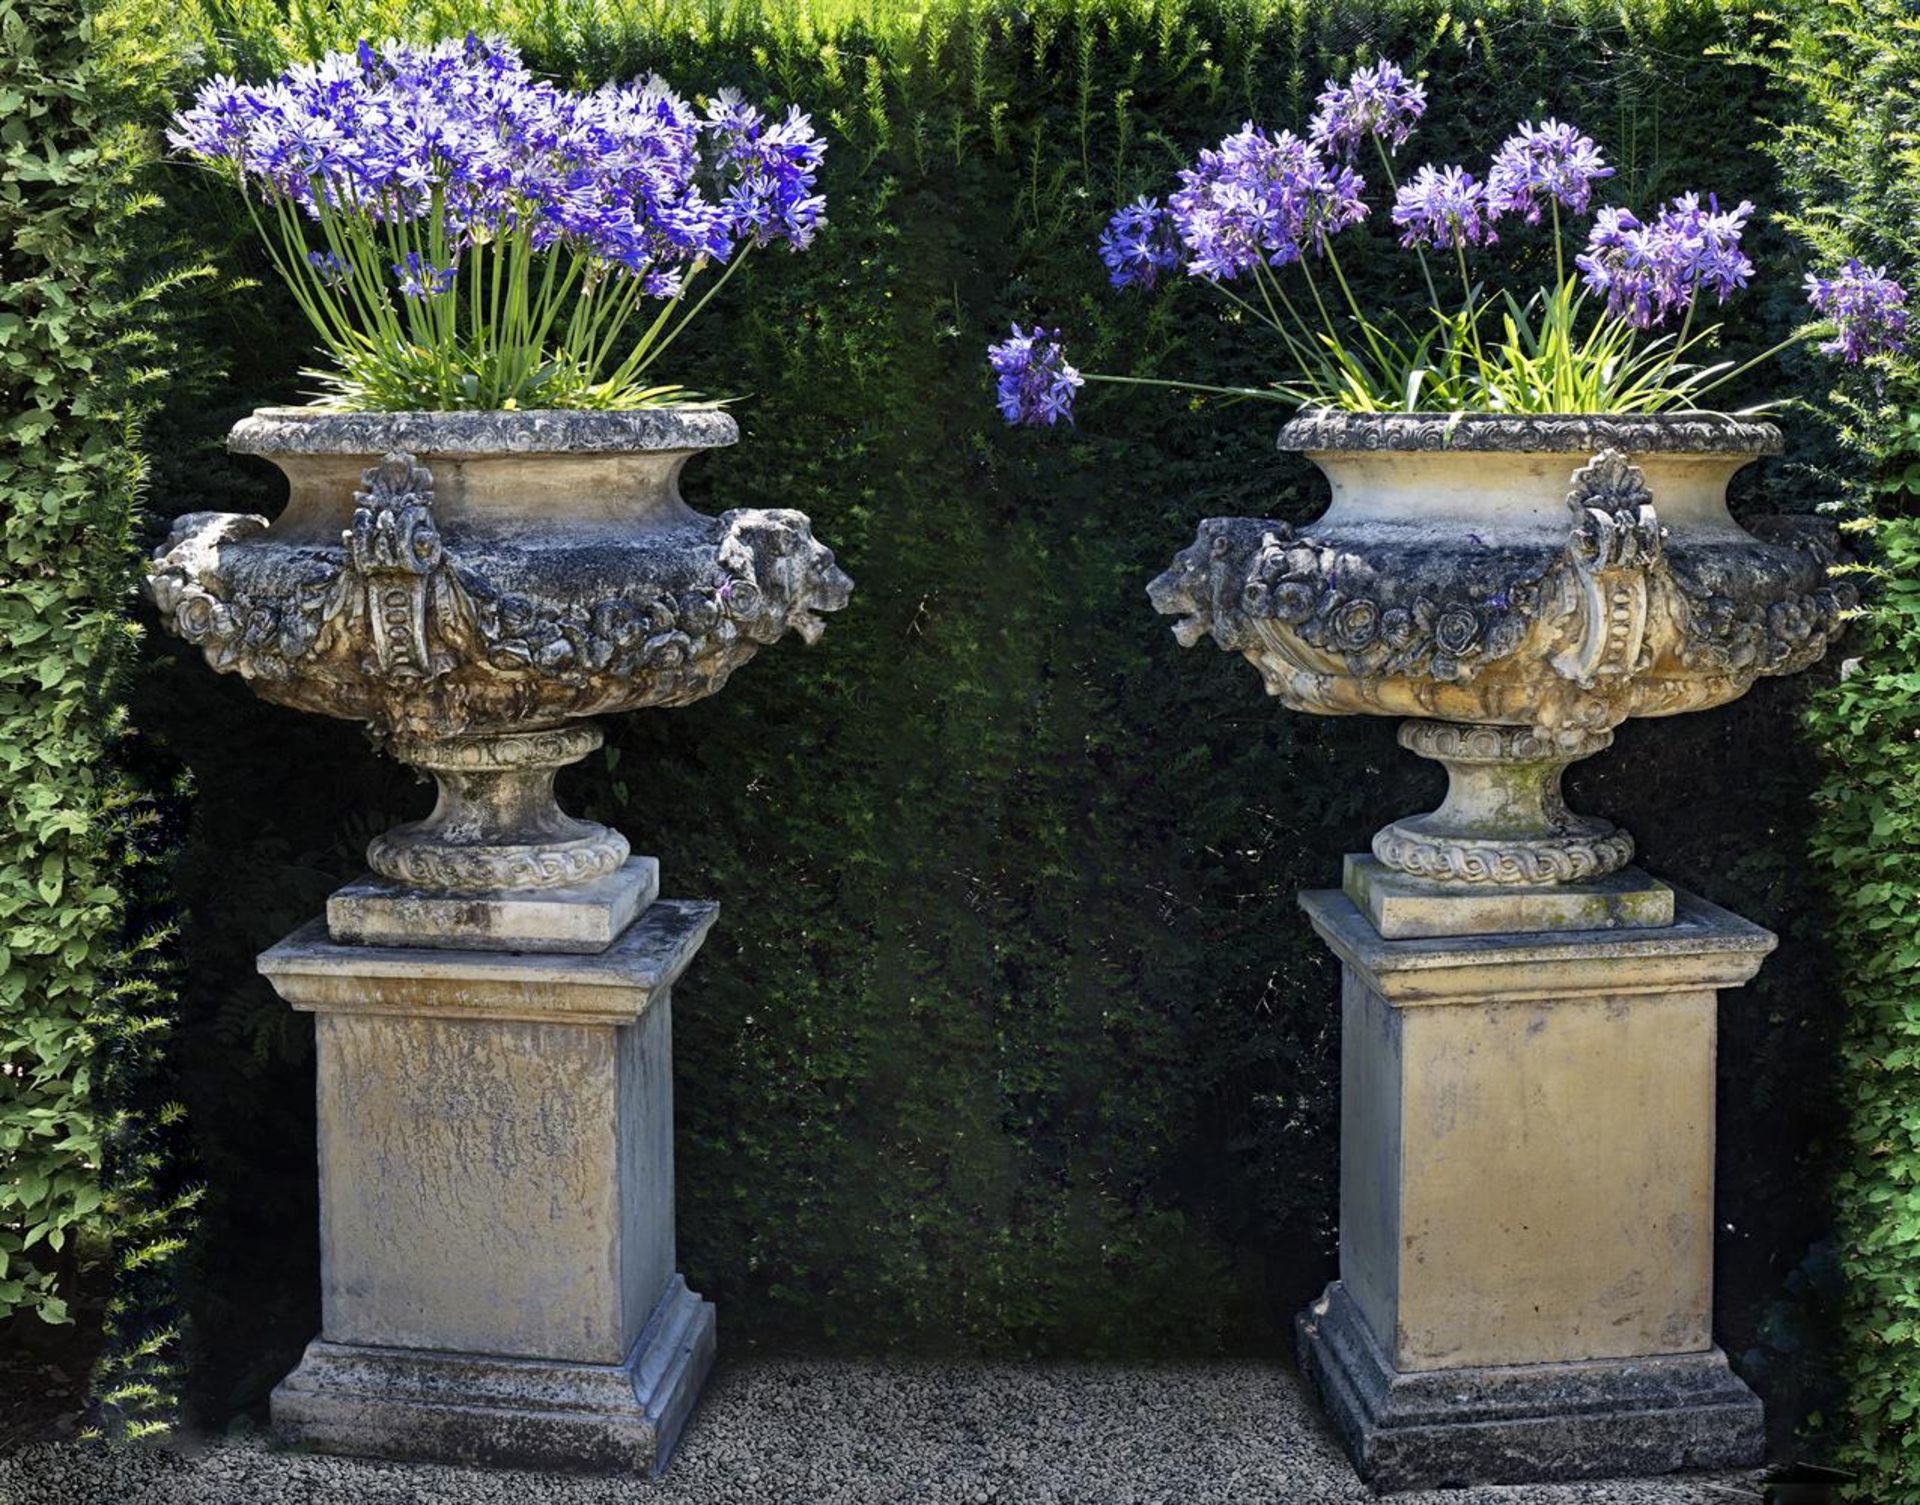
[1151,448,1851,718]
[148,451,852,738]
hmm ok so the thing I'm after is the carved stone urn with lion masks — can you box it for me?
[1149,411,1850,938]
[148,407,852,951]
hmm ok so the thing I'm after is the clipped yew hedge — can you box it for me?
[11,0,1893,1467]
[1759,2,1920,1497]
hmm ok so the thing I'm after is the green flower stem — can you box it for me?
[1682,329,1817,406]
[1372,137,1439,313]
[1319,238,1397,376]
[1215,272,1321,377]
[614,246,753,388]
[1454,243,1489,370]
[1082,372,1289,403]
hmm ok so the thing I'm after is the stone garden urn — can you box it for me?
[150,408,851,948]
[1150,411,1848,938]
[146,408,851,1472]
[1149,411,1848,1489]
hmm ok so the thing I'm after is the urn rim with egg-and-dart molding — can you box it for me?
[147,406,853,953]
[1147,410,1852,939]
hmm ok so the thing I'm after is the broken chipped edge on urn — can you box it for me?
[1277,410,1784,457]
[231,406,740,458]
[1296,1280,1763,1492]
[272,1275,716,1476]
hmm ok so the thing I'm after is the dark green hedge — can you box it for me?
[89,0,1858,1451]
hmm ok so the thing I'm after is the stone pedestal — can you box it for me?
[1295,885,1774,1492]
[257,897,719,1474]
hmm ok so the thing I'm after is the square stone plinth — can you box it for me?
[1343,854,1675,940]
[326,856,659,954]
[258,898,719,1471]
[1296,885,1774,1489]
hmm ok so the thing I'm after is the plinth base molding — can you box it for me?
[272,1274,715,1474]
[1297,1281,1762,1493]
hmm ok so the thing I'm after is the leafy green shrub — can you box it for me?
[1761,4,1920,1493]
[0,0,199,1439]
[0,0,136,1330]
[67,0,1855,1445]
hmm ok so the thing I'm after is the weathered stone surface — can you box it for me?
[260,897,717,1024]
[272,1276,715,1475]
[1148,415,1849,912]
[328,855,660,954]
[1300,885,1774,1008]
[227,406,741,457]
[1296,887,1772,1490]
[1371,720,1636,891]
[1343,855,1675,939]
[1272,409,1786,456]
[146,408,853,901]
[1297,1280,1762,1492]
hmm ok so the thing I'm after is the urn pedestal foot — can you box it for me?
[1368,721,1639,914]
[366,723,631,905]
[257,897,720,1474]
[1296,885,1775,1492]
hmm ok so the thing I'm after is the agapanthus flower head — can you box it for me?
[1296,157,1371,251]
[167,37,826,302]
[704,89,829,251]
[1310,60,1427,161]
[392,252,456,299]
[1390,164,1495,250]
[987,324,1082,426]
[1805,259,1910,362]
[306,249,351,289]
[1100,198,1182,290]
[1575,193,1755,329]
[1167,125,1364,280]
[1487,119,1614,223]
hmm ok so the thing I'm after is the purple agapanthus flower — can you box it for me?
[1390,164,1496,249]
[1100,198,1183,290]
[167,35,827,300]
[1805,260,1910,362]
[392,252,456,299]
[305,249,351,289]
[1487,119,1614,223]
[987,324,1083,426]
[1309,60,1427,160]
[1575,194,1755,328]
[1167,125,1366,280]
[705,87,829,251]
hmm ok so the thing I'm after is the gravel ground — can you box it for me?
[0,1358,1765,1505]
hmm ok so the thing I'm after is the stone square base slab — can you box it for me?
[272,1275,716,1474]
[326,856,660,954]
[1343,854,1675,940]
[1297,1280,1762,1492]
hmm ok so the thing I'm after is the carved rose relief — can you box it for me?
[147,451,854,741]
[1148,443,1851,744]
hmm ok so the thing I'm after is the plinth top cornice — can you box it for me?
[258,899,720,1023]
